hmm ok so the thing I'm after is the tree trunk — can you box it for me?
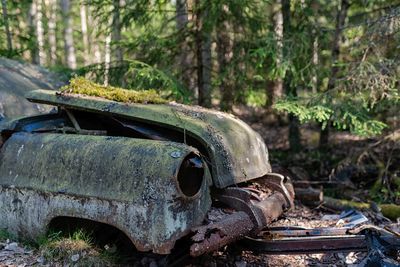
[80,3,90,65]
[319,0,350,149]
[217,5,234,112]
[282,0,301,152]
[266,0,284,108]
[88,6,102,64]
[1,0,13,53]
[35,0,46,66]
[104,33,112,86]
[61,0,76,69]
[28,1,39,64]
[45,0,57,65]
[176,0,197,99]
[234,24,246,105]
[195,0,212,108]
[112,0,123,64]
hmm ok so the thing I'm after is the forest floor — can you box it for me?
[0,105,398,267]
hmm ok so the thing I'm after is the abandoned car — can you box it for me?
[0,86,294,256]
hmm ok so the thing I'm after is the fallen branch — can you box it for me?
[323,197,400,220]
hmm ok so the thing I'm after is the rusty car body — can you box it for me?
[0,89,294,255]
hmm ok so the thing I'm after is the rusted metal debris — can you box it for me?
[190,174,295,256]
[239,211,400,264]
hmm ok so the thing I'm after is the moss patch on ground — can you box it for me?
[60,77,167,104]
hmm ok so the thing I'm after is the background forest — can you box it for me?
[1,0,399,200]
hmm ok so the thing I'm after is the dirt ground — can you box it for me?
[1,203,392,266]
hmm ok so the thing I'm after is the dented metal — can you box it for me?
[0,133,211,254]
[26,89,272,188]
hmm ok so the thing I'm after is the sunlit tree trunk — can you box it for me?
[1,0,13,53]
[45,0,57,65]
[319,0,350,148]
[35,0,47,66]
[195,0,212,108]
[88,6,102,64]
[61,0,76,69]
[217,5,234,112]
[104,34,112,86]
[80,2,90,65]
[176,0,197,99]
[112,0,123,64]
[266,0,284,108]
[28,1,39,64]
[312,32,319,94]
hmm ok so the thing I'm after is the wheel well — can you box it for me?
[47,216,137,255]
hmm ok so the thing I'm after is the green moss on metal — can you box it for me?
[60,77,167,104]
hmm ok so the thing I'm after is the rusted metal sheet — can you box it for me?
[242,235,368,254]
[0,132,211,254]
[25,89,272,188]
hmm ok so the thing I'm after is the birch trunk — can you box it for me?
[1,0,13,52]
[45,0,57,65]
[80,3,90,65]
[61,0,76,69]
[104,34,112,86]
[36,0,47,65]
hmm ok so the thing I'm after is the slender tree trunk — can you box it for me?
[234,23,246,105]
[282,0,301,152]
[217,5,234,112]
[176,0,197,99]
[61,0,76,69]
[28,1,39,64]
[312,32,319,94]
[319,0,350,148]
[35,0,46,65]
[80,3,90,65]
[195,0,212,108]
[266,0,284,108]
[45,0,57,65]
[88,6,102,64]
[104,33,112,86]
[112,0,123,64]
[1,0,13,53]
[311,1,320,94]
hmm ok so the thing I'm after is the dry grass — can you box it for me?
[40,230,117,266]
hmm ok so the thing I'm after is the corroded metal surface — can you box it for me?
[189,175,295,256]
[190,211,253,257]
[26,89,272,188]
[0,133,211,254]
